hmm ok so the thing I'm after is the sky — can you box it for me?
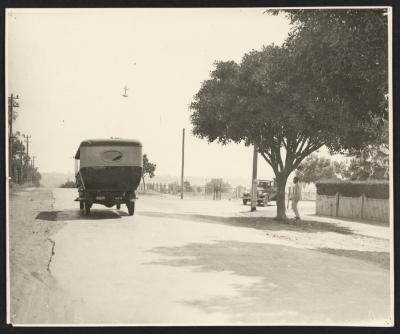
[7,8,293,184]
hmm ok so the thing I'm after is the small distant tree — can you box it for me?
[205,179,231,193]
[184,180,194,192]
[296,154,340,183]
[60,179,76,188]
[142,154,156,191]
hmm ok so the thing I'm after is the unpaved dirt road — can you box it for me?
[9,187,391,325]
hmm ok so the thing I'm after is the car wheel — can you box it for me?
[127,201,135,216]
[84,201,91,216]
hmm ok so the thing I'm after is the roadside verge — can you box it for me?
[8,187,66,324]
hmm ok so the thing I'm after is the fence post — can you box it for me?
[361,193,365,219]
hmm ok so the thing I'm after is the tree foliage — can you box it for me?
[142,154,156,178]
[60,179,76,188]
[183,180,194,192]
[270,9,388,152]
[336,145,389,181]
[11,131,41,186]
[295,154,340,183]
[205,178,231,193]
[190,9,388,220]
[141,154,156,190]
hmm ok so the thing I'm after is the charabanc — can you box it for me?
[74,138,143,216]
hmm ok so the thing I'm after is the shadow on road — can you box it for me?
[307,213,389,227]
[317,247,389,270]
[36,209,128,221]
[138,212,353,235]
[146,240,389,323]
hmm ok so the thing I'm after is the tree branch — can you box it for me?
[260,150,278,174]
[291,142,325,172]
[295,135,308,156]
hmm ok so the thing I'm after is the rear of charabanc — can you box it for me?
[74,138,142,216]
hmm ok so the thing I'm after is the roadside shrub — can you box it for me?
[316,181,389,199]
[60,180,76,188]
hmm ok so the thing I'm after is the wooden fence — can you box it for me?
[316,194,389,224]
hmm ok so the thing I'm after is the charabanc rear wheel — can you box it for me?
[127,201,135,216]
[84,201,91,216]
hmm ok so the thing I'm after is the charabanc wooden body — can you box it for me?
[74,139,142,215]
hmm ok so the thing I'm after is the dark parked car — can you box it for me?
[242,179,277,206]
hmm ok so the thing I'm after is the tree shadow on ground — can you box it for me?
[317,247,389,270]
[36,209,128,221]
[307,213,389,227]
[138,211,353,235]
[146,240,389,323]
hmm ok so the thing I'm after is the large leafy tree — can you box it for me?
[190,9,387,220]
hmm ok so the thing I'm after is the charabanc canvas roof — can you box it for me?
[75,139,142,159]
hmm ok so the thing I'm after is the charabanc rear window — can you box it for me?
[102,150,123,162]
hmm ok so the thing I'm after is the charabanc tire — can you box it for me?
[127,201,135,216]
[84,201,91,216]
[80,201,84,210]
[116,203,121,210]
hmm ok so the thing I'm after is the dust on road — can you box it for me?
[8,187,392,325]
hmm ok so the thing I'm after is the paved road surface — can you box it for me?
[20,188,391,325]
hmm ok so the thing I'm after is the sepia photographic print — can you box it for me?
[6,7,393,326]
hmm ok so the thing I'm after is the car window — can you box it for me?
[102,150,123,162]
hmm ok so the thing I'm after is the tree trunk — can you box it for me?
[142,176,146,193]
[275,175,288,221]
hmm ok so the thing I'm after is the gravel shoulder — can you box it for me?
[8,186,66,324]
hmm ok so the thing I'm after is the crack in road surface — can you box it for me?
[46,238,56,273]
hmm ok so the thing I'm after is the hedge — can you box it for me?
[315,181,389,199]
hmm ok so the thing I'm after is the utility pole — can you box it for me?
[250,144,258,212]
[23,134,31,183]
[23,134,31,159]
[19,149,23,184]
[8,94,19,180]
[181,128,185,199]
[31,156,36,183]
